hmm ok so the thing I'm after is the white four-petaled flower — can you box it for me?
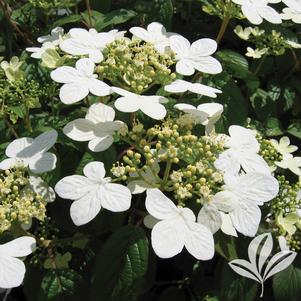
[63,103,123,152]
[232,0,282,25]
[281,0,301,23]
[169,35,222,76]
[270,136,298,155]
[275,154,301,176]
[0,237,36,289]
[113,87,168,120]
[55,161,132,226]
[0,130,58,174]
[51,58,111,104]
[130,22,176,53]
[144,189,214,260]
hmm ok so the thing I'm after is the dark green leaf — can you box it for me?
[53,15,82,27]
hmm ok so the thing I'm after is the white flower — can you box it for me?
[246,47,268,59]
[144,189,214,260]
[50,58,111,104]
[37,27,64,45]
[0,237,36,289]
[63,103,122,152]
[60,28,124,63]
[164,79,222,98]
[234,25,253,40]
[215,172,278,236]
[55,161,132,226]
[275,154,301,176]
[174,102,223,134]
[130,22,175,53]
[26,42,56,59]
[232,0,282,25]
[169,35,222,76]
[214,125,271,174]
[270,136,298,156]
[281,0,301,23]
[112,87,168,120]
[28,176,55,203]
[0,130,57,174]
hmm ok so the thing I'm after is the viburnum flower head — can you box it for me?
[169,35,222,76]
[50,58,111,104]
[144,189,214,260]
[63,103,123,152]
[214,125,271,174]
[0,130,57,174]
[198,172,279,237]
[130,22,176,53]
[55,161,132,226]
[281,0,301,23]
[174,102,223,134]
[164,79,222,98]
[232,0,282,25]
[60,28,124,63]
[0,237,36,289]
[113,87,168,120]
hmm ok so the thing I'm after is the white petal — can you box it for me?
[220,212,237,236]
[112,87,135,97]
[144,214,160,229]
[0,256,25,289]
[50,66,80,84]
[114,96,140,113]
[197,205,222,234]
[5,138,33,158]
[169,35,190,58]
[258,6,282,24]
[75,58,94,75]
[190,83,222,97]
[140,99,167,120]
[237,151,271,174]
[145,189,179,220]
[70,191,101,226]
[127,180,152,194]
[234,172,279,205]
[190,38,217,56]
[0,158,20,170]
[29,152,57,174]
[214,151,241,175]
[88,79,111,96]
[129,27,150,42]
[86,103,115,123]
[192,56,223,74]
[242,4,263,25]
[63,119,96,141]
[88,50,104,63]
[230,202,261,237]
[100,183,131,212]
[28,176,55,203]
[197,103,223,117]
[164,80,189,93]
[60,39,91,56]
[184,222,215,260]
[175,59,195,76]
[88,136,113,152]
[59,83,89,104]
[212,191,239,212]
[0,237,36,257]
[55,175,96,200]
[174,103,196,111]
[83,161,105,180]
[151,218,185,258]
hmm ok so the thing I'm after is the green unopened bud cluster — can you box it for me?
[96,38,176,93]
[0,167,47,233]
[258,136,283,167]
[234,26,301,57]
[112,117,225,205]
[201,0,242,19]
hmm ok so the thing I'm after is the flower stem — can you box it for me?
[85,0,93,27]
[161,160,172,188]
[4,116,19,138]
[216,16,230,44]
[260,282,264,298]
[254,55,266,76]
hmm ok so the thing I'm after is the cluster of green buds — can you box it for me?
[29,0,77,9]
[96,38,176,94]
[0,68,42,124]
[234,25,301,58]
[258,136,283,168]
[0,167,47,233]
[268,175,301,250]
[111,116,225,206]
[200,0,243,19]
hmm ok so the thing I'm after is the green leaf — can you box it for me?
[265,117,284,136]
[53,14,82,27]
[273,265,301,301]
[91,225,149,301]
[287,121,301,140]
[95,9,137,31]
[38,269,84,301]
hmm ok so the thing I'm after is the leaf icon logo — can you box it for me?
[229,233,297,297]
